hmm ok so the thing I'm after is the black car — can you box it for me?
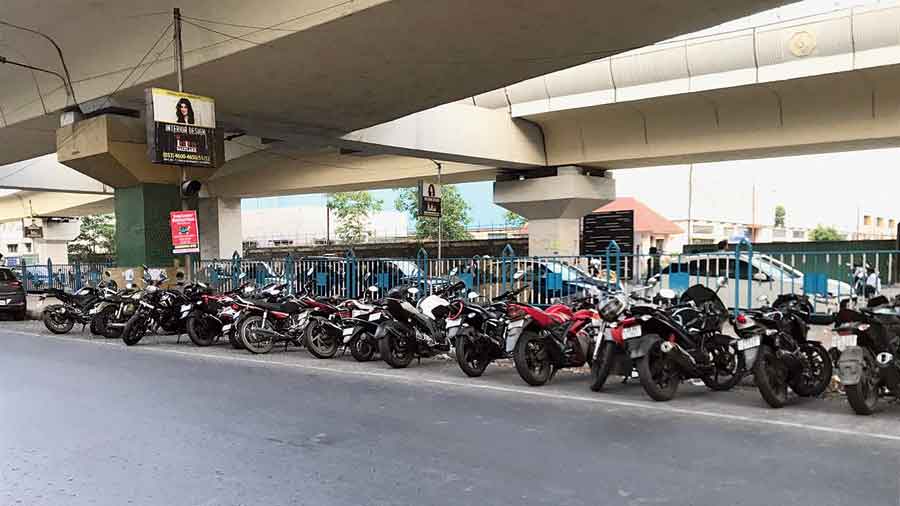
[0,268,27,320]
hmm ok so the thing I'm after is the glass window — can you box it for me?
[7,244,17,253]
[24,243,32,252]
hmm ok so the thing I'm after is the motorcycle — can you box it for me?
[376,280,466,369]
[629,278,742,401]
[90,268,145,338]
[184,273,250,347]
[833,294,900,415]
[731,294,832,408]
[507,290,602,386]
[122,271,204,346]
[337,286,386,362]
[451,271,527,377]
[40,274,118,334]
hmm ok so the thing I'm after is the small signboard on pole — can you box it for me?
[170,210,200,255]
[146,87,224,168]
[417,180,442,218]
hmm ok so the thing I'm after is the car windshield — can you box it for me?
[749,255,802,280]
[389,261,420,278]
[544,261,591,282]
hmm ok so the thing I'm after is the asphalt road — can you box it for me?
[2,328,899,506]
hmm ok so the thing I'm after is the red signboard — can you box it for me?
[170,210,200,254]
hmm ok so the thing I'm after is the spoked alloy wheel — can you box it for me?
[789,342,833,398]
[305,319,339,359]
[240,316,275,354]
[513,332,553,386]
[380,331,414,368]
[753,345,789,408]
[845,348,880,415]
[42,305,74,334]
[702,340,743,391]
[187,315,219,347]
[637,343,680,401]
[350,333,377,362]
[122,314,148,346]
[456,333,491,378]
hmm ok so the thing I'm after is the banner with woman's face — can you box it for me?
[146,87,222,167]
[149,88,216,127]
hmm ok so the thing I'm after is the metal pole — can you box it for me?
[687,164,694,245]
[437,163,442,263]
[174,8,193,280]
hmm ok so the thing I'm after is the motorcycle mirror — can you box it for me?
[306,267,315,276]
[467,291,479,301]
[717,276,728,288]
[513,270,525,281]
[238,272,247,280]
[449,267,459,276]
[367,286,379,293]
[103,270,111,278]
[659,288,676,300]
[647,277,658,287]
[408,287,420,296]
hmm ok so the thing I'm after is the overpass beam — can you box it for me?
[493,167,614,257]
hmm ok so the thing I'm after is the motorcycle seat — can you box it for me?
[255,300,302,313]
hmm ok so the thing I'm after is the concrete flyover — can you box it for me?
[473,2,900,168]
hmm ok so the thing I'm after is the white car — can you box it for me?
[652,253,853,311]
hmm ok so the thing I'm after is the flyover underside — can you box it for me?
[0,0,790,166]
[534,65,900,169]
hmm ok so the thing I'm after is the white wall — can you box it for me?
[242,206,409,246]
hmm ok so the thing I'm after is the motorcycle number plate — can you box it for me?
[352,310,365,318]
[445,318,461,328]
[833,333,857,351]
[342,327,354,337]
[180,304,192,313]
[508,320,525,329]
[368,313,381,322]
[622,325,642,340]
[222,324,232,332]
[737,336,760,351]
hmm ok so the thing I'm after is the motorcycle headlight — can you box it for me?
[599,295,626,322]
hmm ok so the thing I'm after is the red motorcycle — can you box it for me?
[507,295,601,386]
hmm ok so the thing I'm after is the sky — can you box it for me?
[243,0,900,233]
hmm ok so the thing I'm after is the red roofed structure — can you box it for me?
[593,197,683,254]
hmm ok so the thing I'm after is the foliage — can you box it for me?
[809,224,844,242]
[395,185,473,241]
[774,205,786,228]
[327,192,384,243]
[68,214,116,261]
[504,210,527,228]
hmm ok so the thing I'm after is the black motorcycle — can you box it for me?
[834,295,900,415]
[339,286,387,362]
[376,282,466,368]
[629,281,742,401]
[41,277,117,334]
[731,294,832,408]
[121,273,205,346]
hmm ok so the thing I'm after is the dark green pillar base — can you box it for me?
[115,183,182,267]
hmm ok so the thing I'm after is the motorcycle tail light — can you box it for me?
[231,303,240,311]
[611,326,624,345]
[858,324,871,332]
[736,313,748,325]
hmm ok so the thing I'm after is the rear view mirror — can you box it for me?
[408,287,420,296]
[513,270,525,281]
[467,291,479,301]
[449,267,459,276]
[103,270,111,279]
[238,272,247,280]
[367,286,379,293]
[659,288,676,300]
[306,267,315,276]
[647,277,658,287]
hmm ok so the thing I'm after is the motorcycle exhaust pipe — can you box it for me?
[659,341,698,373]
[252,327,286,341]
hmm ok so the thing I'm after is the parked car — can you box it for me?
[651,253,852,311]
[0,268,27,320]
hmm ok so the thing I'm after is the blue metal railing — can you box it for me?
[14,258,114,293]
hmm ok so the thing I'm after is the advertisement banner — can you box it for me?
[417,180,442,218]
[170,210,200,255]
[146,88,224,168]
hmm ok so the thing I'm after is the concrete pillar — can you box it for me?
[197,197,243,260]
[114,184,182,266]
[494,166,615,256]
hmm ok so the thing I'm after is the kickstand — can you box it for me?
[284,340,289,352]
[417,357,421,365]
[176,333,182,345]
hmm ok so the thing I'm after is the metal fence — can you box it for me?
[195,244,899,314]
[13,259,115,293]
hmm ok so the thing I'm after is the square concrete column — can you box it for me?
[197,197,243,260]
[494,166,614,257]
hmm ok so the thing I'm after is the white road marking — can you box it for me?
[9,328,900,444]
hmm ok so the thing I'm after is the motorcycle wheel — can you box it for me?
[753,345,789,408]
[349,333,377,362]
[845,348,880,415]
[789,342,833,398]
[305,319,339,359]
[701,340,744,392]
[589,341,617,392]
[186,315,219,347]
[455,332,490,378]
[240,315,275,354]
[122,314,147,346]
[379,330,414,368]
[42,305,75,334]
[513,332,553,386]
[637,342,680,401]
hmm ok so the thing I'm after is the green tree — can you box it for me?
[504,210,526,228]
[809,225,844,242]
[395,185,472,240]
[326,192,384,243]
[68,214,116,261]
[774,205,786,228]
